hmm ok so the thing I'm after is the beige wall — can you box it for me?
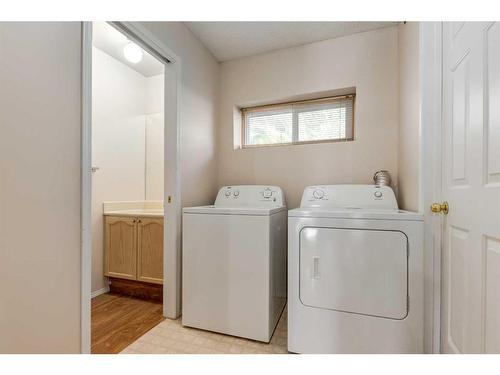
[140,22,220,208]
[0,21,421,353]
[0,21,220,353]
[217,27,400,208]
[0,22,82,353]
[397,22,420,212]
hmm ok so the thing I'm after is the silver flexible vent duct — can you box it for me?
[373,170,391,187]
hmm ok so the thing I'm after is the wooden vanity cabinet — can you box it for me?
[104,215,163,284]
[137,218,164,284]
[104,216,137,280]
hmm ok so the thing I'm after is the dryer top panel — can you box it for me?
[214,185,286,208]
[299,184,398,210]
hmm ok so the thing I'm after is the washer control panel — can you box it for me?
[215,185,285,207]
[301,184,398,209]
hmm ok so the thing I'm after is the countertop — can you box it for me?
[103,209,164,218]
[103,201,164,218]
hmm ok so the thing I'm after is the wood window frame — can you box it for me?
[240,94,355,148]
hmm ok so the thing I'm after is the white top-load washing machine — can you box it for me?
[182,185,287,342]
[288,185,424,353]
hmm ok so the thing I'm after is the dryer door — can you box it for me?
[299,227,408,319]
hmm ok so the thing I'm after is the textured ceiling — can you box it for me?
[185,22,399,62]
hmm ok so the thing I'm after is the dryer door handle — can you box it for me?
[312,256,320,279]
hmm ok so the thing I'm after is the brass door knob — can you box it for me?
[431,201,449,214]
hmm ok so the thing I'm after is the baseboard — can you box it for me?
[91,286,110,299]
[109,277,163,302]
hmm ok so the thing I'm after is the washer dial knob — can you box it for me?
[233,190,240,197]
[224,190,231,197]
[262,188,272,198]
[374,191,383,198]
[313,189,325,199]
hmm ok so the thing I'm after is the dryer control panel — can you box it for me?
[300,185,398,209]
[215,185,286,208]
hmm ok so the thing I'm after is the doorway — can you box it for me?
[81,22,182,354]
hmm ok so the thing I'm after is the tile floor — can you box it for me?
[121,306,288,354]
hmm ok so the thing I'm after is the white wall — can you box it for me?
[145,73,165,201]
[0,22,82,353]
[217,27,400,208]
[146,73,164,114]
[146,113,165,200]
[397,22,421,212]
[91,46,150,293]
[91,47,166,292]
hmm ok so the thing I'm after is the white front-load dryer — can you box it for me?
[182,185,287,342]
[288,185,424,353]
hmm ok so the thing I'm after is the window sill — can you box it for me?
[238,137,355,150]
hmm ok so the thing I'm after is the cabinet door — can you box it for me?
[137,218,164,284]
[104,216,137,280]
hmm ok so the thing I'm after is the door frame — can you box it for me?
[80,21,183,353]
[419,22,444,353]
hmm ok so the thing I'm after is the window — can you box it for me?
[241,94,354,148]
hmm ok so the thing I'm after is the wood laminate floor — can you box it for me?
[91,293,164,354]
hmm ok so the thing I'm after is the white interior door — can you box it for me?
[441,22,500,353]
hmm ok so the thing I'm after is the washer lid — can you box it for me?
[183,205,286,216]
[288,207,423,221]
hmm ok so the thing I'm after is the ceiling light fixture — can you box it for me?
[123,42,143,64]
